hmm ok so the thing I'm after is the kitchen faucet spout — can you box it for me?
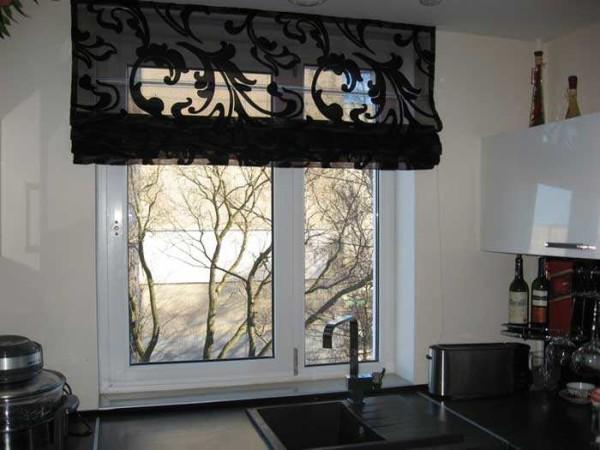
[323,315,384,405]
[322,315,359,377]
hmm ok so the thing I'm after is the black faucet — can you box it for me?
[323,315,385,405]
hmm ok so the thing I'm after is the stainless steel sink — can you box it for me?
[247,400,384,450]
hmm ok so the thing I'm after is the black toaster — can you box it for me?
[426,343,531,399]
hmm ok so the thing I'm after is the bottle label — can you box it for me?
[509,291,528,324]
[531,289,548,324]
[531,289,548,307]
[531,307,547,325]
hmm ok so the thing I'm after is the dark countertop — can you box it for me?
[430,390,594,450]
[66,414,98,450]
[65,388,594,450]
[68,391,505,450]
[66,408,266,450]
[99,406,267,450]
[347,393,507,448]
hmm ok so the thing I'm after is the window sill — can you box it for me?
[99,374,411,410]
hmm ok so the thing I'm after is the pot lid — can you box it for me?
[0,370,65,401]
[0,335,42,359]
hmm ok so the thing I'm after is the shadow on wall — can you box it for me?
[0,0,68,325]
[0,0,98,408]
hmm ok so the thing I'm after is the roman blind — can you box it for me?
[71,0,443,169]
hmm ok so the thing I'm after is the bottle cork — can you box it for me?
[568,76,578,90]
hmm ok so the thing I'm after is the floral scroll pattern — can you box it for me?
[71,0,443,169]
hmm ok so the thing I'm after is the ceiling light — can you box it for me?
[419,0,443,6]
[287,0,329,6]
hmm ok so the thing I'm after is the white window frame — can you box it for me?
[97,166,397,394]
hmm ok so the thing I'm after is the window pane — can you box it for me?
[304,169,377,365]
[304,67,376,122]
[128,166,273,364]
[128,68,272,117]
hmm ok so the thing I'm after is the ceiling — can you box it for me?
[152,0,600,41]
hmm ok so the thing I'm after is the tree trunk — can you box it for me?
[137,238,160,362]
[203,266,218,360]
[203,237,223,360]
[245,282,256,357]
[129,294,145,362]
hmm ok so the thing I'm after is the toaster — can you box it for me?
[427,343,531,399]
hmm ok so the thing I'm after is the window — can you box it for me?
[97,69,397,393]
[304,169,376,366]
[127,166,273,364]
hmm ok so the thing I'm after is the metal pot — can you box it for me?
[0,369,66,433]
[0,335,43,384]
[1,393,79,450]
[0,336,81,449]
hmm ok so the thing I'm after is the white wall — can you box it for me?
[0,1,99,409]
[545,22,600,120]
[411,32,536,383]
[407,23,600,383]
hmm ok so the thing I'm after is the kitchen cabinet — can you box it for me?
[481,112,600,258]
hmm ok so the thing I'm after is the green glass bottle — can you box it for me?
[531,258,549,327]
[509,255,529,325]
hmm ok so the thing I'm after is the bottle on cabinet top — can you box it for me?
[509,254,529,325]
[529,51,545,127]
[565,75,582,119]
[531,258,549,327]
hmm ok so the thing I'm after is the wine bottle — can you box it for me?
[565,75,581,119]
[531,257,549,327]
[529,51,545,127]
[509,255,529,325]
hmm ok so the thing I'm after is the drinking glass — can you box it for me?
[544,335,576,390]
[530,350,546,390]
[572,266,600,378]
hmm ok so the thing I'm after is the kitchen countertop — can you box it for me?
[99,406,267,450]
[65,388,594,450]
[66,414,98,450]
[340,393,507,448]
[429,390,594,450]
[66,407,266,450]
[69,390,503,450]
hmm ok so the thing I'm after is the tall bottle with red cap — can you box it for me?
[529,51,545,127]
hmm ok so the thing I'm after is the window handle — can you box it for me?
[293,348,298,376]
[545,242,597,251]
[112,207,123,237]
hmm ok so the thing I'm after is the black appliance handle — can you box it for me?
[63,394,79,415]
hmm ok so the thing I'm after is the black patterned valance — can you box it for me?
[71,0,443,169]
